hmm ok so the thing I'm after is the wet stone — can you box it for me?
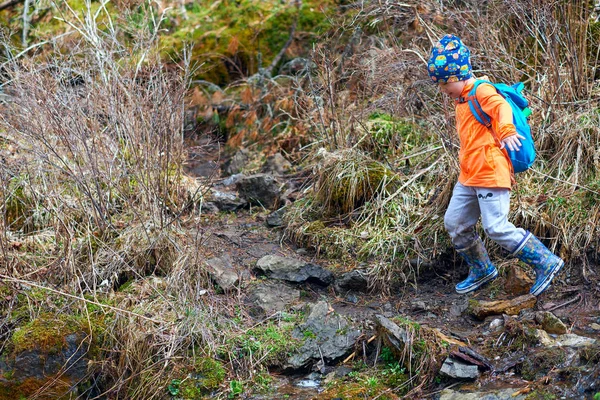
[236,173,282,210]
[439,357,480,379]
[535,311,568,335]
[255,255,334,286]
[286,301,361,370]
[335,270,369,293]
[266,207,286,227]
[245,281,300,316]
[439,388,526,400]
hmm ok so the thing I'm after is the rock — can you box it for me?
[266,207,286,227]
[590,323,600,331]
[532,331,598,348]
[286,301,361,370]
[489,318,504,332]
[199,201,220,214]
[439,357,480,379]
[255,255,334,286]
[345,293,359,304]
[535,311,568,335]
[236,174,282,209]
[0,318,94,396]
[553,334,597,348]
[223,148,249,176]
[468,294,536,319]
[209,189,247,211]
[410,300,429,311]
[374,314,410,356]
[532,329,555,346]
[221,173,245,187]
[246,281,300,316]
[439,388,526,400]
[206,255,239,290]
[505,264,534,295]
[449,298,469,317]
[334,270,369,293]
[261,153,292,175]
[187,160,219,178]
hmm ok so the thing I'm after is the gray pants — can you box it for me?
[444,182,526,251]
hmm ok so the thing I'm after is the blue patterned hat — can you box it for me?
[427,35,472,83]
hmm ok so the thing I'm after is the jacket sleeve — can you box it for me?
[476,83,517,141]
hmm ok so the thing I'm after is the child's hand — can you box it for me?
[500,134,526,152]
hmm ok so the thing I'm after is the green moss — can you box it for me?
[520,348,566,381]
[219,318,301,369]
[11,313,90,354]
[193,357,226,391]
[524,390,557,400]
[392,316,421,331]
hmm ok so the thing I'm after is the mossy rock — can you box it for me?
[519,347,566,381]
[0,313,100,398]
[10,313,91,354]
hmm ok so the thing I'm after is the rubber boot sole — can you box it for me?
[530,259,564,296]
[455,268,498,294]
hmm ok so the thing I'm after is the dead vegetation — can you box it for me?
[0,0,599,398]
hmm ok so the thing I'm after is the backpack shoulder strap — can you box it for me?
[466,80,494,128]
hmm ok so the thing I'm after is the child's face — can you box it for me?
[438,80,466,99]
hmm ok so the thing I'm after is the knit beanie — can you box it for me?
[427,34,472,83]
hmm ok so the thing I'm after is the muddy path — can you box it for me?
[184,135,600,399]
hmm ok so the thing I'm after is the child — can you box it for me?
[427,34,563,296]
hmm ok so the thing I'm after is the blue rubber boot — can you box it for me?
[512,232,564,296]
[455,237,498,294]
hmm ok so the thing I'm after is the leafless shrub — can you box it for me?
[0,1,226,397]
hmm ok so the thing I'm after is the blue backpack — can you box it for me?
[463,80,536,173]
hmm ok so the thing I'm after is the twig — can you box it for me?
[0,0,21,12]
[342,335,377,364]
[530,168,600,196]
[546,293,581,312]
[0,274,169,325]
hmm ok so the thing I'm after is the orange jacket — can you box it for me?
[455,80,516,189]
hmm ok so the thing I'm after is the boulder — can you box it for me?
[0,316,95,397]
[439,357,480,379]
[236,174,282,209]
[535,311,568,335]
[209,189,247,212]
[206,255,239,290]
[505,264,534,295]
[334,270,369,293]
[286,301,361,370]
[246,281,300,316]
[255,255,334,286]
